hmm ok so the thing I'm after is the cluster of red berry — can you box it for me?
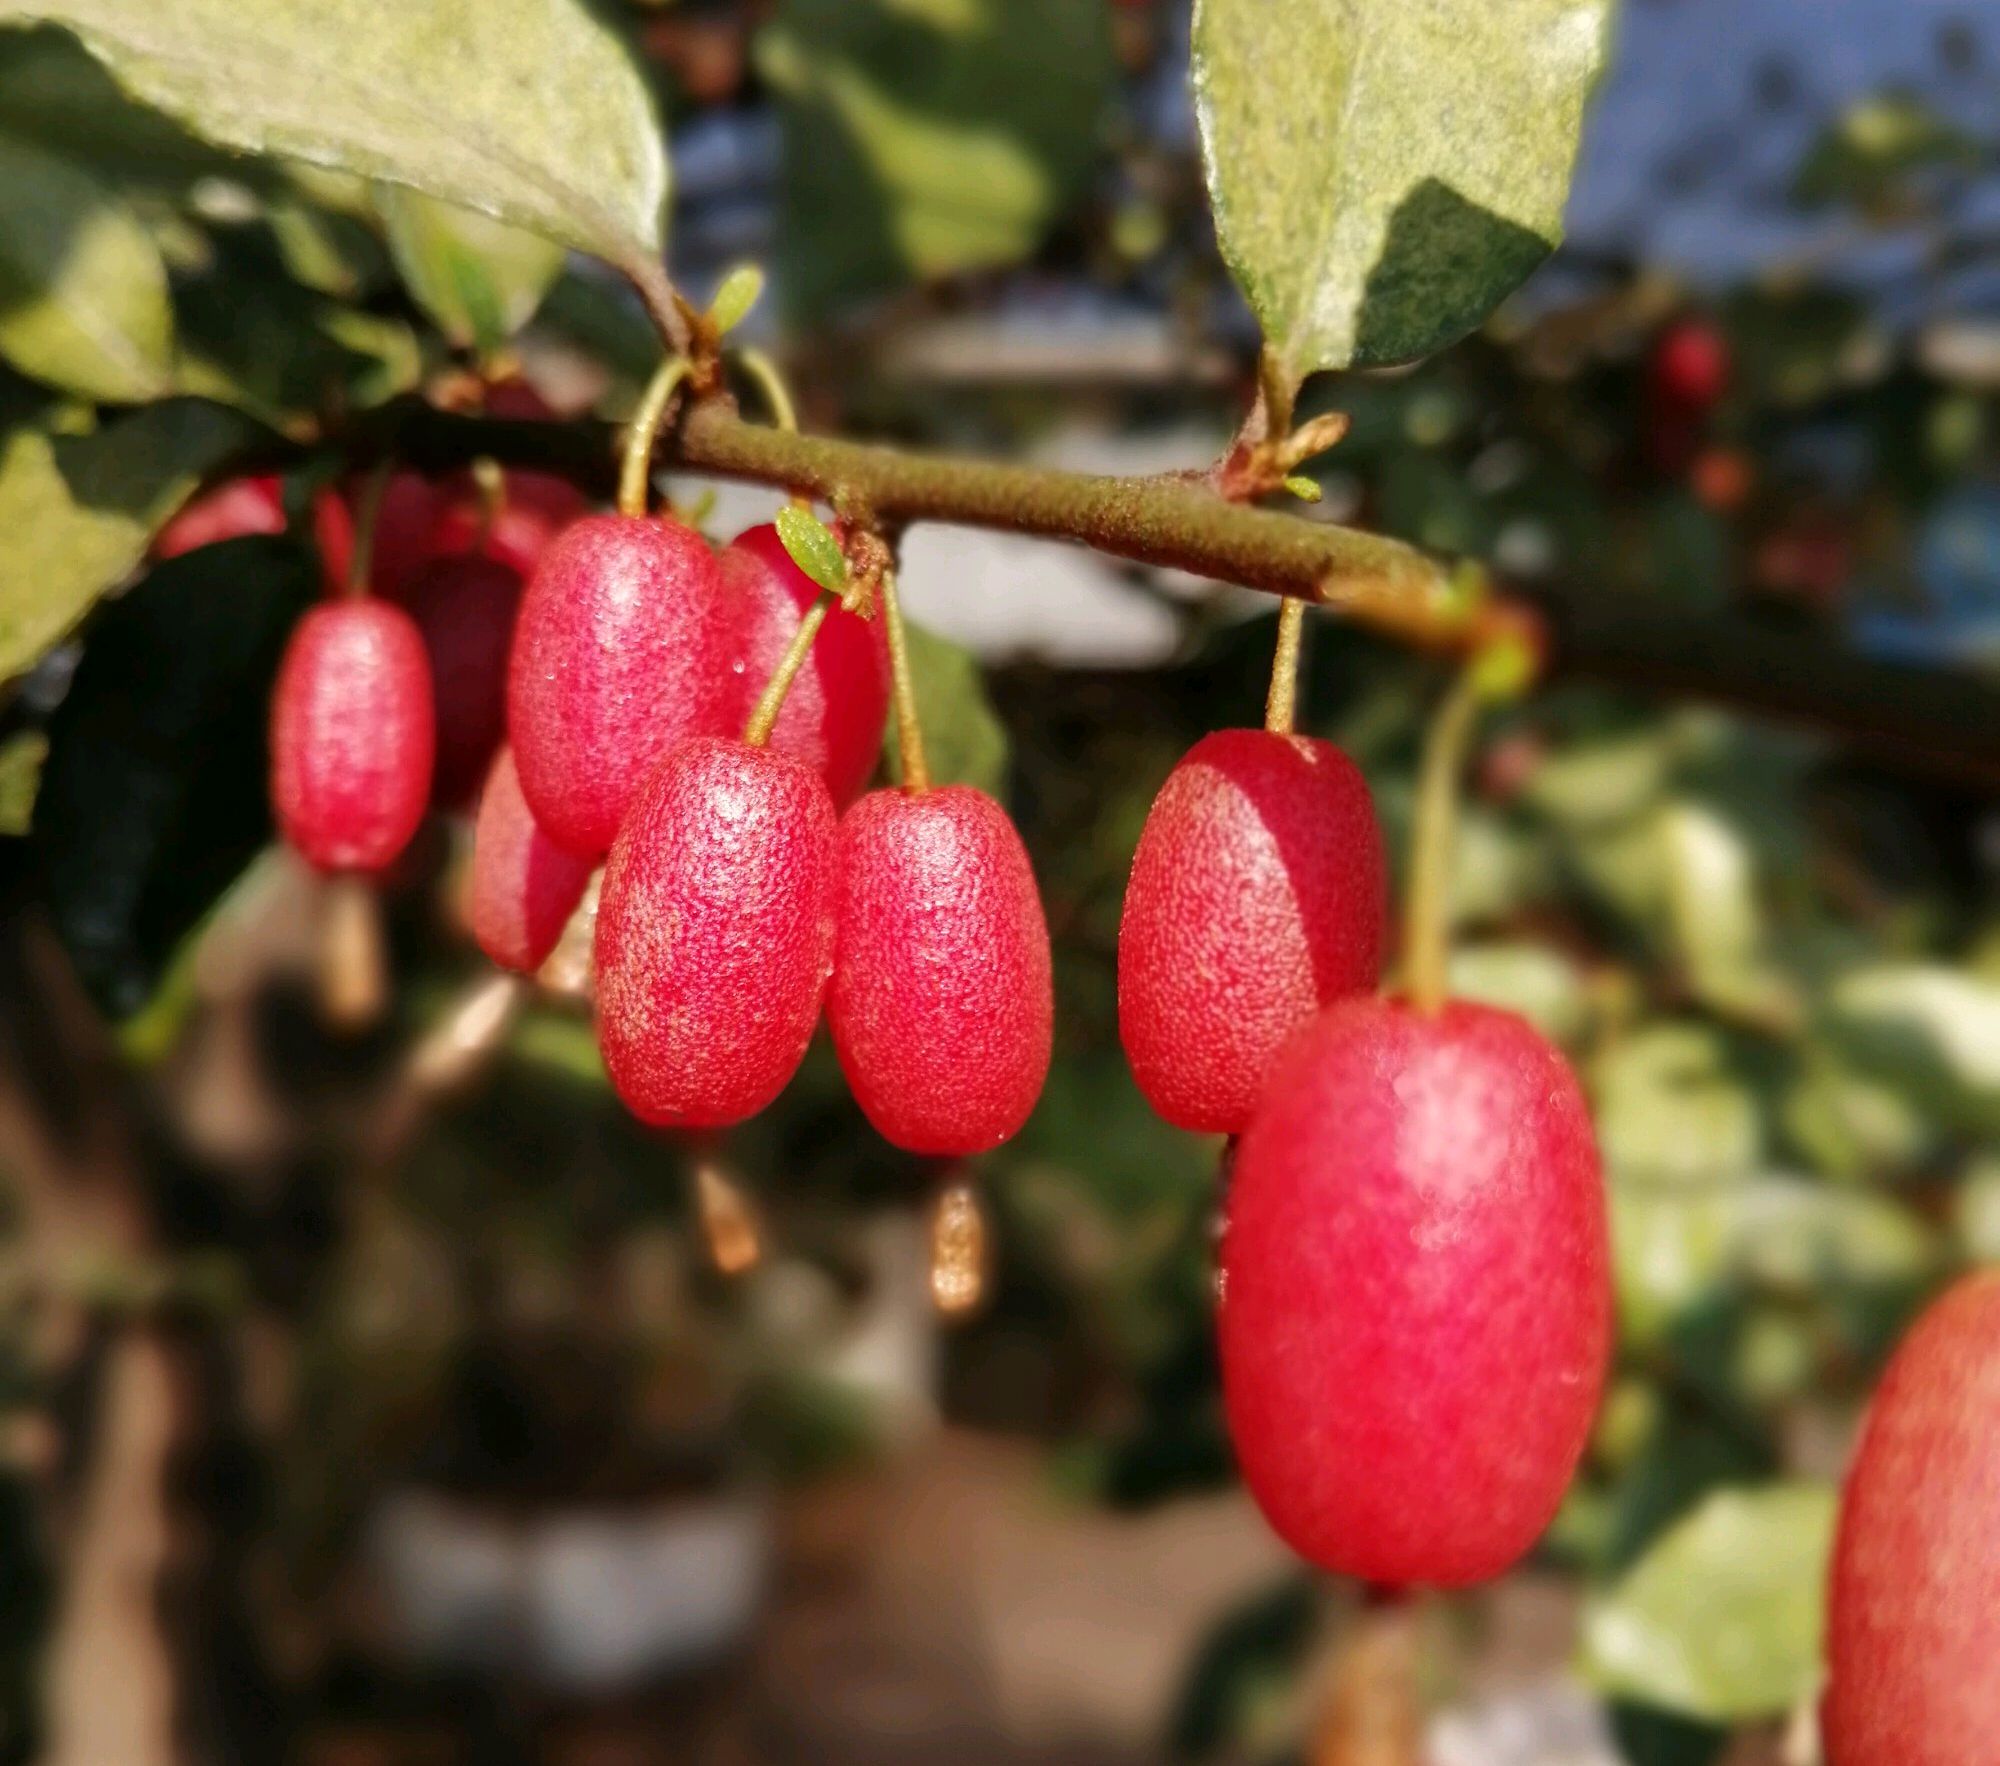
[189,423,1619,1591]
[241,441,1054,1163]
[1120,720,1610,1587]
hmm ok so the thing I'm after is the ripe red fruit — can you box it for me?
[465,747,594,973]
[717,523,891,807]
[594,736,836,1127]
[154,474,287,558]
[1823,1271,2000,1766]
[270,598,435,872]
[1220,996,1609,1587]
[403,553,523,809]
[829,785,1053,1154]
[1650,317,1730,412]
[507,513,732,858]
[1118,729,1384,1134]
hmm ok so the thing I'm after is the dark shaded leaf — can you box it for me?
[761,0,1111,320]
[0,397,256,682]
[0,127,173,400]
[32,535,315,1019]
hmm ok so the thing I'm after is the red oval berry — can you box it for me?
[717,523,891,807]
[154,474,286,558]
[507,513,732,858]
[1119,729,1384,1134]
[594,736,836,1127]
[465,747,594,973]
[830,785,1052,1155]
[1220,996,1609,1587]
[1650,317,1730,412]
[404,552,523,809]
[1824,1271,2000,1766]
[270,598,435,873]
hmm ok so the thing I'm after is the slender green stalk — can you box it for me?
[1405,669,1484,1015]
[345,460,394,597]
[1264,597,1306,734]
[743,590,832,747]
[469,455,505,553]
[617,357,690,518]
[878,562,930,792]
[732,346,798,434]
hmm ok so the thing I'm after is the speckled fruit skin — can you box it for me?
[829,785,1053,1154]
[1220,996,1609,1587]
[466,747,593,973]
[1118,728,1385,1134]
[154,474,286,557]
[507,513,732,858]
[594,737,836,1127]
[404,553,523,808]
[717,523,891,806]
[270,599,435,873]
[1823,1271,2000,1766]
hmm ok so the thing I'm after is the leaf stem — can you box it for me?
[1404,667,1484,1016]
[1264,597,1306,734]
[878,559,930,792]
[625,256,694,360]
[743,590,832,748]
[617,357,690,518]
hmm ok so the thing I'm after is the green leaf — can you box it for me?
[0,730,47,835]
[506,1006,610,1091]
[0,24,238,189]
[708,263,765,335]
[1727,1178,1935,1298]
[170,232,422,427]
[774,505,847,593]
[263,190,391,301]
[1593,1025,1763,1190]
[0,398,256,683]
[1794,94,1982,209]
[0,129,172,401]
[1446,941,1587,1044]
[7,0,669,272]
[1581,1484,1836,1723]
[1828,965,2000,1138]
[885,621,1007,797]
[761,0,1112,320]
[32,535,315,1020]
[374,185,565,355]
[1191,0,1613,379]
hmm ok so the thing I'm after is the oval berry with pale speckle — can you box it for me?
[466,747,593,973]
[507,513,732,858]
[1221,995,1609,1588]
[270,597,434,873]
[1824,1271,2000,1766]
[594,736,836,1128]
[717,522,890,807]
[830,785,1051,1155]
[1119,728,1384,1134]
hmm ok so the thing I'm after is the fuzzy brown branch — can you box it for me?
[365,399,2000,786]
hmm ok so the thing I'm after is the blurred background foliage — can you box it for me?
[0,0,1997,1762]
